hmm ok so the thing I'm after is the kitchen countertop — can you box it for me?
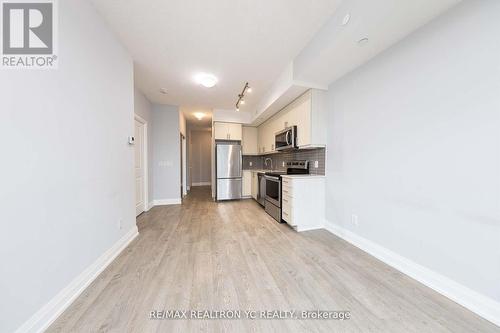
[281,174,326,179]
[244,169,278,174]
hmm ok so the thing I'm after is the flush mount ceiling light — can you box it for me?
[194,73,218,88]
[235,82,251,111]
[159,88,167,94]
[342,13,351,26]
[194,112,205,120]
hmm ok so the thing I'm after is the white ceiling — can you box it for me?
[90,0,342,113]
[91,0,461,120]
[293,0,461,86]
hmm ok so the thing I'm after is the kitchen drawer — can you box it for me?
[282,209,295,226]
[282,186,293,197]
[282,195,292,207]
[282,178,292,186]
[281,198,293,214]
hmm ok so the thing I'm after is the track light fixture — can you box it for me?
[235,82,251,111]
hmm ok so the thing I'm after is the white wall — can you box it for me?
[179,110,186,136]
[189,130,212,185]
[326,0,500,312]
[0,1,135,332]
[134,88,154,204]
[152,105,181,202]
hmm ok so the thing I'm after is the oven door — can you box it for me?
[265,175,281,207]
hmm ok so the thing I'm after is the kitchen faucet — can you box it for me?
[264,157,273,170]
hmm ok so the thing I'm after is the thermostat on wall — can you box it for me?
[128,136,135,145]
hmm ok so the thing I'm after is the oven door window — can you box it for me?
[266,179,280,202]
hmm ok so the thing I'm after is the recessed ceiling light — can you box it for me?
[358,37,369,46]
[342,13,351,26]
[194,112,205,120]
[159,88,167,94]
[247,87,252,93]
[240,99,245,105]
[194,73,218,88]
[236,107,240,112]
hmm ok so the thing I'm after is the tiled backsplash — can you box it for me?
[242,148,325,175]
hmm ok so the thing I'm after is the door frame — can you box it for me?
[181,134,187,197]
[134,114,149,213]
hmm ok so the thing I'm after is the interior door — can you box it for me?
[135,119,145,216]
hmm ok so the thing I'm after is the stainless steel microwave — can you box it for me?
[275,126,297,151]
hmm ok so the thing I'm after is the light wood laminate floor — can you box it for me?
[48,186,499,332]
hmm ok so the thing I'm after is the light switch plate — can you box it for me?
[314,160,319,168]
[249,161,253,166]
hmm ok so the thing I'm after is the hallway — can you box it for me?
[47,187,498,332]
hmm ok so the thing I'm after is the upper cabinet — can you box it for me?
[242,126,258,155]
[257,89,326,153]
[213,122,242,141]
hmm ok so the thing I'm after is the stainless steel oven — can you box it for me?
[275,126,297,151]
[264,174,282,222]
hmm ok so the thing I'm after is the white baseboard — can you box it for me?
[296,224,324,232]
[191,182,211,186]
[15,227,139,333]
[147,201,154,211]
[323,220,500,327]
[153,198,181,206]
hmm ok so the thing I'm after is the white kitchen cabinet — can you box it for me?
[227,123,242,140]
[242,170,252,197]
[281,175,325,232]
[256,89,326,151]
[242,126,258,155]
[213,122,242,141]
[251,171,259,200]
[257,119,277,154]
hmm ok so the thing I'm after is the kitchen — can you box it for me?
[213,89,326,231]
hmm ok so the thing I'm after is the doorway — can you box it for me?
[134,115,148,216]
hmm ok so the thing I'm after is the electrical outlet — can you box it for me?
[118,219,123,230]
[249,161,253,166]
[351,214,359,226]
[314,160,319,168]
[282,161,285,167]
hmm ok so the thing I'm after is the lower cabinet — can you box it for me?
[281,176,325,232]
[242,170,252,197]
[251,172,259,200]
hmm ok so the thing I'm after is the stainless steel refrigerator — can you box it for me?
[216,143,242,200]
